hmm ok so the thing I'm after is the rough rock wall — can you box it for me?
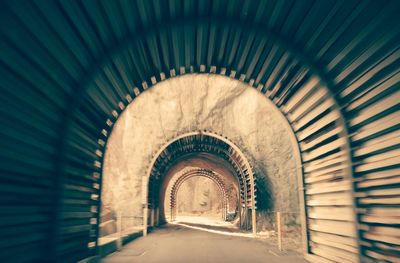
[101,74,300,230]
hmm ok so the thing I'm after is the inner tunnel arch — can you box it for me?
[143,131,257,235]
[168,168,228,222]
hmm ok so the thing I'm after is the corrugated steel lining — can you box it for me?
[0,0,398,262]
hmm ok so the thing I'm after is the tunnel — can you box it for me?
[0,0,399,262]
[167,168,229,222]
[145,132,257,233]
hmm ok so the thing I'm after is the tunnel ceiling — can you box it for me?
[0,0,399,262]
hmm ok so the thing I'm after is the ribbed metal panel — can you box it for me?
[340,34,400,262]
[281,74,358,262]
[0,0,398,262]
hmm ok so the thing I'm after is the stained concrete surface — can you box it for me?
[102,224,306,263]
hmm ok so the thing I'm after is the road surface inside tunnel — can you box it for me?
[102,224,306,263]
[172,215,237,230]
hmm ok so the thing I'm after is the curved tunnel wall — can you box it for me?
[0,1,399,262]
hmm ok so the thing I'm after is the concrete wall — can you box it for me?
[101,74,300,231]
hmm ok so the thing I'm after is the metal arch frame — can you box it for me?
[149,142,248,211]
[54,19,360,260]
[143,131,256,236]
[169,168,228,222]
[149,138,251,210]
[147,134,253,210]
[59,15,352,161]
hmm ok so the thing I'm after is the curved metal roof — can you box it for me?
[0,0,399,262]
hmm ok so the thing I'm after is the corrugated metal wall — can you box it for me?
[0,0,398,262]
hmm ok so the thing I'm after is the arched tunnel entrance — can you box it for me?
[145,132,257,234]
[167,168,229,223]
[98,74,306,259]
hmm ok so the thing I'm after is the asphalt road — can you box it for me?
[102,224,306,263]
